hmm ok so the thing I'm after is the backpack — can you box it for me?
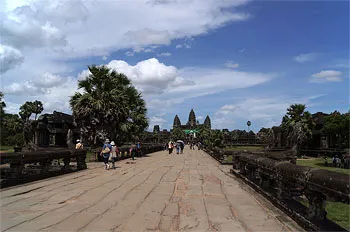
[102,146,110,154]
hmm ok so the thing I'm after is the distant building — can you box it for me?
[35,111,80,147]
[173,109,211,130]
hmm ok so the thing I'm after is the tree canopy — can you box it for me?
[70,65,148,146]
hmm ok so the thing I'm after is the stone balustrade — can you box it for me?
[205,147,349,228]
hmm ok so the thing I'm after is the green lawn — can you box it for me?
[299,198,349,230]
[0,145,14,153]
[297,158,350,175]
[225,146,264,151]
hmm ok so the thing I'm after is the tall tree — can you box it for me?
[323,111,350,148]
[70,65,148,146]
[19,101,34,121]
[281,104,315,156]
[32,100,44,120]
[0,92,5,119]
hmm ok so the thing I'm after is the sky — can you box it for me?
[0,0,349,132]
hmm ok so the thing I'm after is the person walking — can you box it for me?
[100,139,112,170]
[110,141,118,169]
[168,141,174,154]
[175,142,180,154]
[75,139,83,150]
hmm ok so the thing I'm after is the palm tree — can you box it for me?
[70,65,148,146]
[32,100,43,120]
[19,101,34,121]
[281,104,315,156]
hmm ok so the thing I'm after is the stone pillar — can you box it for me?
[306,191,327,220]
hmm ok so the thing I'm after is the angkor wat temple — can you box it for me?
[173,109,211,130]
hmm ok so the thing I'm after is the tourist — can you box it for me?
[100,139,112,170]
[180,141,184,154]
[130,144,136,160]
[175,142,180,154]
[168,141,174,154]
[110,141,118,169]
[75,139,83,149]
[136,141,142,157]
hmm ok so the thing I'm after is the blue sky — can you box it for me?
[1,0,349,132]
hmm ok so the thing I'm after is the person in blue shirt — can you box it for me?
[100,139,112,170]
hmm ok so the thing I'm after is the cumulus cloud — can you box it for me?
[310,70,343,83]
[212,95,325,130]
[0,44,24,73]
[294,53,318,63]
[148,116,167,130]
[1,0,253,115]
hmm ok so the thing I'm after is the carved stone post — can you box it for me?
[62,158,71,171]
[40,160,51,174]
[10,163,24,178]
[306,191,327,220]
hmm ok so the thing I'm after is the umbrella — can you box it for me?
[176,140,184,144]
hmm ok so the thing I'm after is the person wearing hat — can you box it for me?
[75,139,83,150]
[110,141,119,169]
[100,139,112,170]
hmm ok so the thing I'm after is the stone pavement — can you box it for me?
[0,147,304,231]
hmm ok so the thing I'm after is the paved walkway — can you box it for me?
[1,147,303,231]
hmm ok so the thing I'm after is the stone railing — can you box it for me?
[205,147,349,230]
[0,149,87,179]
[232,153,349,222]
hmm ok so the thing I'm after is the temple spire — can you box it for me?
[204,115,211,129]
[173,115,181,128]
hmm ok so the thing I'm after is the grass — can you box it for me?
[326,201,350,230]
[0,145,14,153]
[86,151,95,162]
[299,198,349,230]
[297,158,350,175]
[225,145,264,151]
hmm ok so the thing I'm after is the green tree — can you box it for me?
[32,100,44,120]
[70,65,148,146]
[323,111,350,148]
[0,92,5,119]
[281,104,315,156]
[19,101,34,121]
[171,127,185,140]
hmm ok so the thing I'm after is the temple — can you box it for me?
[173,109,211,130]
[34,111,80,147]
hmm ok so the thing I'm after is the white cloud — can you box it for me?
[157,52,171,57]
[294,53,318,63]
[212,95,325,130]
[225,60,239,69]
[148,116,167,130]
[310,70,343,83]
[175,43,191,49]
[1,0,252,115]
[0,44,24,73]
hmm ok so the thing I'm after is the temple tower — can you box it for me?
[204,115,211,129]
[188,109,196,127]
[173,115,181,128]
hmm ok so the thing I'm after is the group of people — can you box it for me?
[76,138,142,170]
[100,139,119,170]
[324,154,350,169]
[166,141,184,154]
[164,141,204,154]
